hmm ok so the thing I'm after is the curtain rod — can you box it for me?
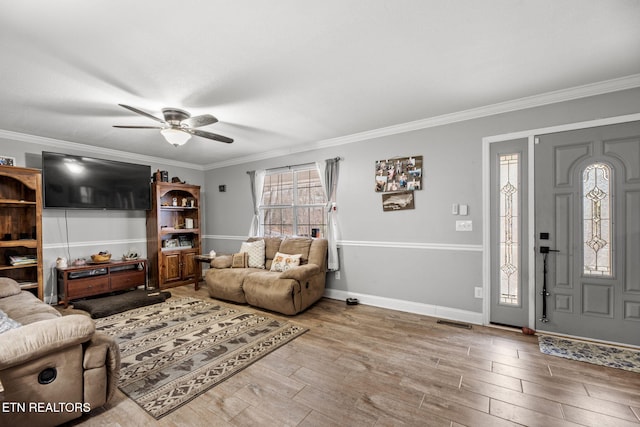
[246,157,341,174]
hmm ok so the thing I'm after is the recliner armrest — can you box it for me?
[0,314,95,370]
[279,263,321,281]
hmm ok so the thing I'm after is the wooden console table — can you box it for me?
[57,259,147,308]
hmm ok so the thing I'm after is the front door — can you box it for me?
[534,121,640,346]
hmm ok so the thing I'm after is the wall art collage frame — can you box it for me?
[375,155,422,211]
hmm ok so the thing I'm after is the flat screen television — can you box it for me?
[42,151,151,210]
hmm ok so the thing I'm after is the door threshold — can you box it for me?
[489,322,527,334]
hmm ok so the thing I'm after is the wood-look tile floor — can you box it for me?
[65,286,640,427]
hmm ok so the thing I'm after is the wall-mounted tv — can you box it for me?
[42,151,151,210]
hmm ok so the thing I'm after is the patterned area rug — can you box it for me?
[94,297,307,419]
[539,335,640,373]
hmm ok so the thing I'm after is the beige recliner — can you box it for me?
[0,278,120,427]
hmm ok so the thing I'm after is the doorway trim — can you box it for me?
[482,112,640,327]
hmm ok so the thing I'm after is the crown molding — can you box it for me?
[2,74,638,172]
[204,73,640,170]
[0,129,205,171]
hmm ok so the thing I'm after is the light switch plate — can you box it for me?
[452,203,459,215]
[459,204,468,215]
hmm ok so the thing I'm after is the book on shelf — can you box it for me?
[17,280,38,289]
[9,255,37,265]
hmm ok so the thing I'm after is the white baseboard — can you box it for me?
[323,289,483,325]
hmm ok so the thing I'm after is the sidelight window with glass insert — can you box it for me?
[499,154,520,305]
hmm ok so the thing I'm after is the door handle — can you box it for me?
[539,247,559,323]
[539,246,560,254]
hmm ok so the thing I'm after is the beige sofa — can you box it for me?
[206,237,328,315]
[0,278,120,427]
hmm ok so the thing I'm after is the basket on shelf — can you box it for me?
[91,253,112,263]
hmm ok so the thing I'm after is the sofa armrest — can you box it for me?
[211,255,233,269]
[0,314,95,370]
[279,263,321,281]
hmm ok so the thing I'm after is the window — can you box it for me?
[583,163,612,276]
[260,166,327,237]
[499,153,520,305]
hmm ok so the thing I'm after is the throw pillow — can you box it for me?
[240,239,266,269]
[0,309,21,334]
[0,277,22,298]
[270,252,302,272]
[231,252,249,268]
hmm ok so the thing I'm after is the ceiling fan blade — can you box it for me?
[181,114,218,128]
[184,128,234,144]
[113,125,164,129]
[118,104,166,124]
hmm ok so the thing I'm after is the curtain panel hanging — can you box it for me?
[317,158,340,271]
[247,169,265,236]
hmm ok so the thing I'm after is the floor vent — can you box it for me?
[437,319,472,329]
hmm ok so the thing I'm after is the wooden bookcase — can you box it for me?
[0,165,43,299]
[146,182,201,290]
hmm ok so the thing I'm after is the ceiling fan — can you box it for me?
[113,104,234,147]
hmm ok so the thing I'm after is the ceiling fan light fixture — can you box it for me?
[161,128,191,147]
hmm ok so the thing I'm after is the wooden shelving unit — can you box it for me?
[146,182,201,290]
[0,165,43,299]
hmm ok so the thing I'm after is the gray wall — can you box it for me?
[203,88,640,322]
[2,87,639,317]
[0,137,205,303]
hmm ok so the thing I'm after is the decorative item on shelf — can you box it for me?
[178,235,193,248]
[172,197,178,206]
[181,197,188,207]
[185,218,194,229]
[189,199,195,207]
[164,239,179,248]
[56,257,67,268]
[123,249,140,261]
[0,156,15,166]
[209,250,216,258]
[171,176,185,184]
[91,251,112,263]
[72,258,87,266]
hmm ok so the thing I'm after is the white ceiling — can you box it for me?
[1,1,639,168]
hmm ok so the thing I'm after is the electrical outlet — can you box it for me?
[455,220,473,231]
[335,270,341,280]
[474,287,483,298]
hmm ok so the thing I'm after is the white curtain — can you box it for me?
[247,169,265,237]
[316,158,340,270]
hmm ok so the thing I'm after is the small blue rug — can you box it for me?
[539,335,640,373]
